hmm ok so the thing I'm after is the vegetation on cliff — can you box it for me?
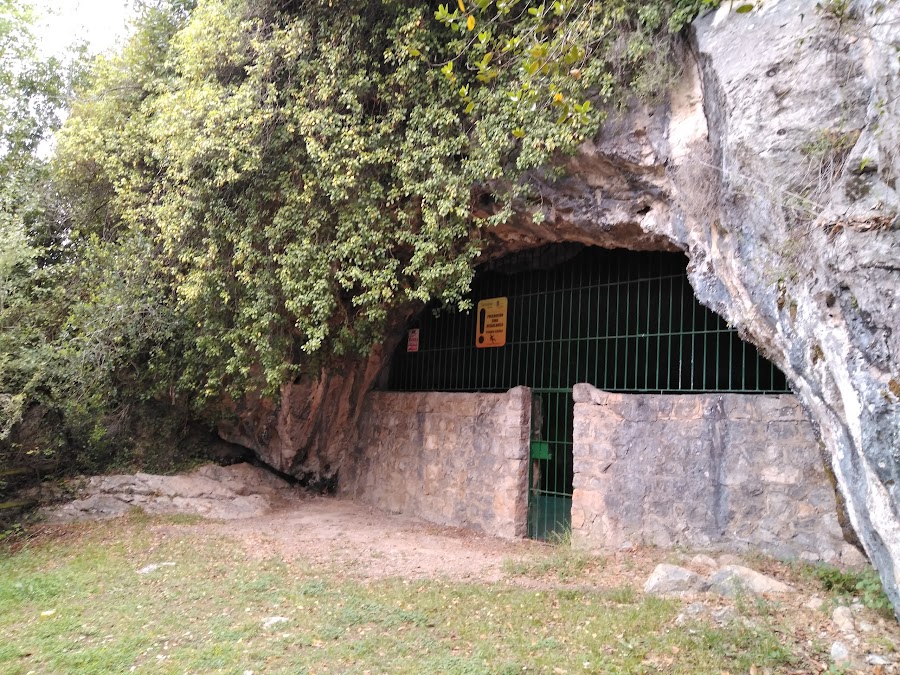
[1,0,716,472]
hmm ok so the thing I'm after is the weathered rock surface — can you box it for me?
[645,562,794,597]
[643,564,709,595]
[831,641,851,665]
[43,463,295,522]
[707,565,796,596]
[671,0,900,615]
[218,347,393,487]
[834,605,856,633]
[543,0,900,613]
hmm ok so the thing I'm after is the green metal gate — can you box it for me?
[386,245,789,539]
[528,389,573,540]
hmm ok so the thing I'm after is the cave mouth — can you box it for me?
[382,244,790,539]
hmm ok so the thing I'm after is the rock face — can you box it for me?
[218,0,900,613]
[217,346,392,488]
[44,463,295,521]
[670,0,900,614]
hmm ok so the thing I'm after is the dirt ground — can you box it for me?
[183,495,592,582]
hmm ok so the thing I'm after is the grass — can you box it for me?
[795,561,894,618]
[502,529,601,582]
[0,515,806,674]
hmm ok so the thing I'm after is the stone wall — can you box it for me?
[340,387,530,538]
[571,384,856,564]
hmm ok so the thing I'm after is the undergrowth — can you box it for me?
[804,563,893,617]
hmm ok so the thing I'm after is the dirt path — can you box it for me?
[183,495,560,582]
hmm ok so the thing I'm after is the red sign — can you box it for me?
[407,328,420,353]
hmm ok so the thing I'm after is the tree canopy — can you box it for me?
[2,0,718,470]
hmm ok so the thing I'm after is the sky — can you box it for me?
[34,0,135,58]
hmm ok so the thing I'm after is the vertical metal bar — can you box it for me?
[575,257,584,384]
[728,329,733,392]
[546,267,557,390]
[562,254,575,390]
[666,279,681,390]
[455,309,464,391]
[742,338,747,392]
[535,266,551,388]
[612,256,620,391]
[623,265,631,391]
[694,298,709,389]
[643,277,651,390]
[655,266,662,391]
[689,279,696,390]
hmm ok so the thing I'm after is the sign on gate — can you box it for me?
[407,328,420,353]
[475,297,507,348]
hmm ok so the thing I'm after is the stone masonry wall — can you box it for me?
[571,384,857,564]
[340,387,530,538]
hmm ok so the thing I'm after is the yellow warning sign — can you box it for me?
[476,297,507,348]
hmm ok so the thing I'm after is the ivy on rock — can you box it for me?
[55,0,718,408]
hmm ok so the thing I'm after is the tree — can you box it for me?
[55,0,717,415]
[0,0,80,442]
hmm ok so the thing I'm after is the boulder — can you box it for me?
[643,564,709,595]
[708,565,795,596]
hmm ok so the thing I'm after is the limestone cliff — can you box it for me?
[672,0,900,613]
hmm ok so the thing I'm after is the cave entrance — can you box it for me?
[385,244,789,540]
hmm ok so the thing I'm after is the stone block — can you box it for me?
[572,383,602,404]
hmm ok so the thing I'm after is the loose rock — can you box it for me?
[137,562,177,575]
[805,596,825,611]
[262,617,290,629]
[711,606,737,625]
[643,564,708,595]
[830,642,851,664]
[832,605,855,633]
[708,565,795,596]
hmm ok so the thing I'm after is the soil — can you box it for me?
[179,494,566,582]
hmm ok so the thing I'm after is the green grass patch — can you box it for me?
[502,531,602,582]
[0,518,804,674]
[798,562,894,617]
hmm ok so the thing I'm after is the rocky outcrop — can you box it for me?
[217,0,900,614]
[43,463,296,521]
[217,345,393,488]
[667,0,900,614]
[531,0,900,615]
